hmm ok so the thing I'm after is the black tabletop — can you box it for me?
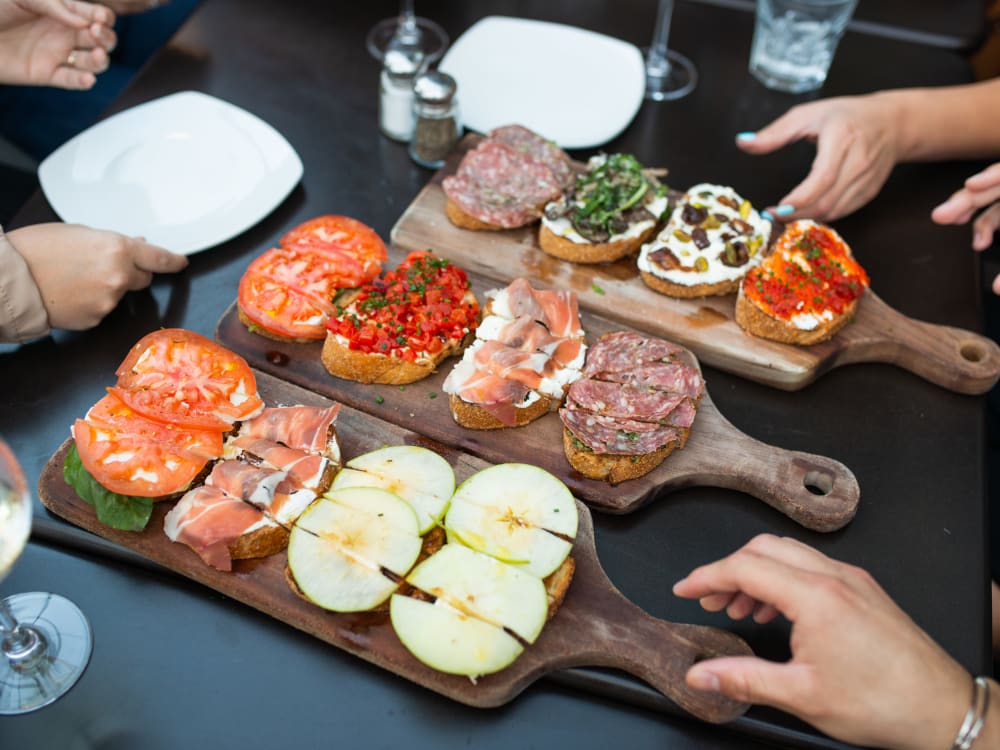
[0,1,992,748]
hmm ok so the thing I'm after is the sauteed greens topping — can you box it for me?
[565,153,665,242]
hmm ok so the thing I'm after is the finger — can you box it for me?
[933,184,1000,225]
[66,0,115,26]
[77,22,117,53]
[993,273,1000,296]
[49,66,97,90]
[735,104,820,155]
[726,592,760,620]
[18,0,104,27]
[65,46,110,74]
[686,656,814,716]
[699,592,737,612]
[965,163,1000,191]
[973,203,1000,251]
[130,240,189,273]
[753,603,781,624]
[125,268,154,291]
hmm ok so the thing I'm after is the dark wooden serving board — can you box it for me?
[217,292,860,532]
[38,371,751,724]
[389,136,1000,395]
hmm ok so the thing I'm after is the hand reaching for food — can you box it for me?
[930,162,1000,293]
[735,95,901,222]
[0,0,117,89]
[673,534,995,750]
[7,223,188,331]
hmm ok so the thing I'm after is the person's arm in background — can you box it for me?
[673,534,1000,750]
[0,0,116,89]
[736,78,1000,221]
[0,223,188,343]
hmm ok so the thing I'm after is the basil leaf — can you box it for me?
[63,443,154,531]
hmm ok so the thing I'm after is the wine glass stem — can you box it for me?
[649,0,675,73]
[0,597,44,666]
[397,0,419,44]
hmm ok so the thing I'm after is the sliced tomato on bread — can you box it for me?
[238,247,346,340]
[72,392,223,497]
[113,328,264,430]
[279,215,387,288]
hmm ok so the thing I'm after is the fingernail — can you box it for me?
[671,577,687,594]
[775,204,795,217]
[736,131,756,141]
[761,210,774,222]
[688,668,721,693]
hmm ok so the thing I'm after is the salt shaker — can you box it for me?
[379,46,424,142]
[409,70,461,168]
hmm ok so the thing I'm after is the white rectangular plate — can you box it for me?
[39,91,303,255]
[440,16,645,149]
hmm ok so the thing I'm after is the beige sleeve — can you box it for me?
[0,225,50,343]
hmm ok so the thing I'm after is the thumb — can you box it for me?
[686,656,812,715]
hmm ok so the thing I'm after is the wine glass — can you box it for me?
[0,438,92,714]
[366,0,449,65]
[644,0,697,101]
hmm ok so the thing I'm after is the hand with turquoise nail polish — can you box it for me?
[673,534,988,750]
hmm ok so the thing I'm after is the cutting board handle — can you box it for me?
[669,403,860,531]
[838,292,1000,395]
[561,580,752,724]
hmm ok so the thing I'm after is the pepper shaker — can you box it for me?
[409,70,461,168]
[379,46,424,142]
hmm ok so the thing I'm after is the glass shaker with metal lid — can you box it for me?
[379,46,424,142]
[408,70,461,168]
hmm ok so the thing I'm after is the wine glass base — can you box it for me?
[366,16,449,64]
[643,48,697,101]
[0,592,92,715]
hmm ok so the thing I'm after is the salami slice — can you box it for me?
[594,361,705,400]
[442,141,563,229]
[560,408,681,455]
[581,331,685,377]
[488,124,575,190]
[565,380,691,424]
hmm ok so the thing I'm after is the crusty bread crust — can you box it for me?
[445,197,518,231]
[735,288,859,346]
[562,428,677,484]
[238,306,321,344]
[231,522,290,562]
[448,392,552,430]
[543,555,575,619]
[321,329,472,385]
[538,222,657,264]
[639,269,741,299]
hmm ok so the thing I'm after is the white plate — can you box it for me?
[440,16,645,150]
[39,91,303,256]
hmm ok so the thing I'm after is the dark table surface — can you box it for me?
[0,1,993,748]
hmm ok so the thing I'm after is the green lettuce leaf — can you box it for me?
[63,443,154,531]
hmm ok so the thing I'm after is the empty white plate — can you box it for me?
[39,91,303,255]
[440,16,645,150]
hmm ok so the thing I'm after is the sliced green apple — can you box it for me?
[288,487,421,612]
[390,544,548,676]
[445,463,578,578]
[331,445,454,535]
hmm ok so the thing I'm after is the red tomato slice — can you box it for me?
[72,392,224,497]
[279,215,387,287]
[238,247,345,339]
[114,328,264,430]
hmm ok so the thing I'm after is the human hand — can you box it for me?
[7,223,188,331]
[736,94,902,222]
[0,0,116,89]
[673,534,971,750]
[930,163,1000,292]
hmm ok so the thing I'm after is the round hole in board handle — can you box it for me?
[803,471,834,496]
[960,342,986,363]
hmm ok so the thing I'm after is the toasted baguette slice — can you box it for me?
[543,554,575,619]
[562,428,679,485]
[237,306,320,344]
[539,221,658,264]
[322,331,469,385]
[230,522,290,561]
[445,197,533,232]
[735,291,860,346]
[639,269,741,299]
[448,392,553,430]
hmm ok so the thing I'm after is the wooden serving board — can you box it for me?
[39,371,751,724]
[390,136,1000,395]
[216,290,860,532]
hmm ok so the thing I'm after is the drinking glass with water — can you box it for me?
[749,0,858,93]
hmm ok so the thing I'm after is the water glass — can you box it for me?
[749,0,857,94]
